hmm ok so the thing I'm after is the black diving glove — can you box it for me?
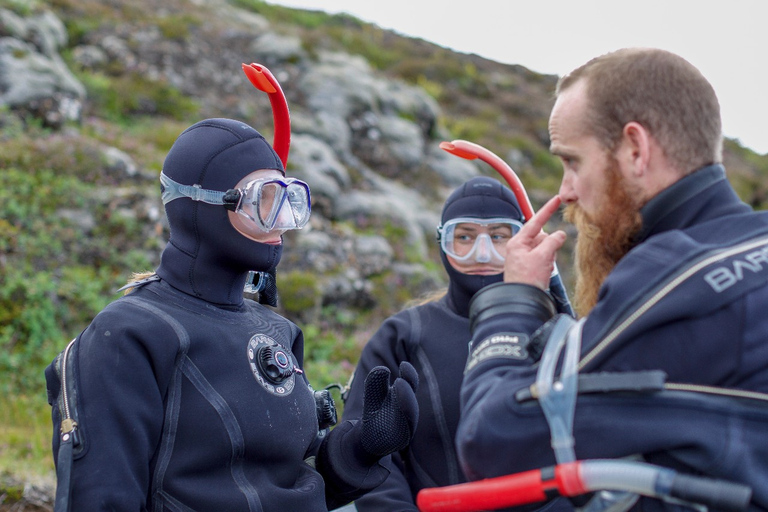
[354,362,419,464]
[315,362,419,503]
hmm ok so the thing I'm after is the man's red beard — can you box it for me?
[563,157,643,317]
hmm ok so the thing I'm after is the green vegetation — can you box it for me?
[279,270,323,322]
[77,71,200,122]
[156,13,203,41]
[0,164,149,396]
[0,394,53,479]
[0,125,166,478]
[723,139,768,210]
[229,0,343,29]
[0,0,45,15]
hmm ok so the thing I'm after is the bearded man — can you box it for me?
[455,48,768,510]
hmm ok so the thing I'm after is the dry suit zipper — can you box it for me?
[60,338,78,439]
[665,382,768,403]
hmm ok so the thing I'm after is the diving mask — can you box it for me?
[437,217,523,265]
[160,171,311,233]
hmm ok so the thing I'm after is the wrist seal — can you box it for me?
[469,282,557,335]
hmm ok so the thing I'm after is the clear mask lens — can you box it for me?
[438,217,523,265]
[240,178,311,231]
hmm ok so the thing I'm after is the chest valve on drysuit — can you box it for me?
[256,344,338,429]
[256,345,297,384]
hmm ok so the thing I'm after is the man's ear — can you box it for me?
[617,121,651,178]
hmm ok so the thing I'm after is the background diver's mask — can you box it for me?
[160,171,311,234]
[437,217,523,265]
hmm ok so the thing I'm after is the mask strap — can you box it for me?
[160,172,243,213]
[160,173,226,206]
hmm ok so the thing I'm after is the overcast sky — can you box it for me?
[266,0,768,155]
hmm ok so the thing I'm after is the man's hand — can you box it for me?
[504,195,567,290]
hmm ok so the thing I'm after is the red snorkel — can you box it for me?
[239,63,292,307]
[440,139,574,316]
[440,140,534,221]
[242,62,291,167]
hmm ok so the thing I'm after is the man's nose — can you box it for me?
[559,175,577,204]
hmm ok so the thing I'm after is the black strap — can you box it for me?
[116,274,160,292]
[515,370,668,402]
[54,433,74,512]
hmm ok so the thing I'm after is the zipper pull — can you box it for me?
[61,418,78,441]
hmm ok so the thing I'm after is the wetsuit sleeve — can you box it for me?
[341,317,418,511]
[53,301,179,511]
[353,454,418,511]
[468,282,556,355]
[458,282,557,482]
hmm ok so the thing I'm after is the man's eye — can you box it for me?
[561,157,578,171]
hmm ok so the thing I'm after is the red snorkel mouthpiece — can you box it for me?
[242,62,291,168]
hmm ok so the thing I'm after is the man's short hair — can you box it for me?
[557,48,722,173]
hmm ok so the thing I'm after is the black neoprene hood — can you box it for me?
[156,118,286,305]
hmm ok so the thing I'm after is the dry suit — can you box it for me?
[459,164,768,511]
[45,118,418,512]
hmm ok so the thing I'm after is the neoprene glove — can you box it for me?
[355,361,419,464]
[315,362,419,503]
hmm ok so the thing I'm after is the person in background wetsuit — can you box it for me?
[458,48,768,510]
[45,117,419,512]
[343,175,553,511]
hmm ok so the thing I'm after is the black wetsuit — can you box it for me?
[46,118,396,511]
[343,176,562,511]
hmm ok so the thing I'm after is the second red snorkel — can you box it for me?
[440,140,534,220]
[416,459,751,512]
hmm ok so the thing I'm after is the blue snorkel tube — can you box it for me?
[440,139,574,317]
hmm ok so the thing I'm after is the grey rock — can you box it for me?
[102,146,139,178]
[424,143,481,188]
[0,38,85,106]
[71,44,108,69]
[352,235,394,277]
[0,8,68,57]
[250,32,306,65]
